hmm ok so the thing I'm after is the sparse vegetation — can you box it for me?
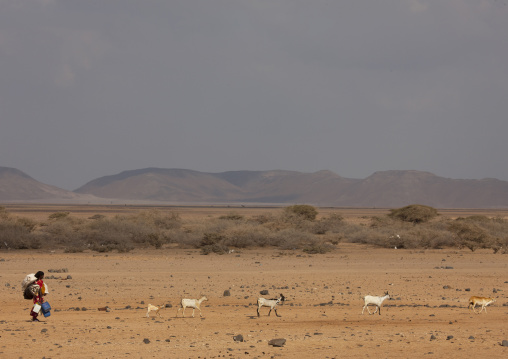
[388,204,438,224]
[284,205,318,221]
[0,205,507,254]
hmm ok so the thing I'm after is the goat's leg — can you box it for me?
[198,307,202,317]
[362,305,366,315]
[378,306,381,315]
[146,309,150,318]
[257,306,261,317]
[191,308,195,318]
[268,308,272,316]
[275,308,280,317]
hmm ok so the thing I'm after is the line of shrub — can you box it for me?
[0,204,507,254]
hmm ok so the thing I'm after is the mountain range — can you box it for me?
[1,166,508,208]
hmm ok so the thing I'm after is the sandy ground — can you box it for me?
[1,244,507,359]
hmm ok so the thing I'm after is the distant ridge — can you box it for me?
[2,166,508,208]
[0,166,98,203]
[74,167,508,208]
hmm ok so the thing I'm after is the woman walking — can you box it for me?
[30,271,45,322]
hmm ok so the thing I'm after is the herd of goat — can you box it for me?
[146,292,496,318]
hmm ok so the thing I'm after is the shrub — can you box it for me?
[0,221,43,249]
[219,212,245,221]
[284,205,318,221]
[270,228,315,250]
[132,210,182,230]
[388,205,438,224]
[48,212,70,220]
[223,225,272,248]
[312,213,344,234]
[448,221,491,252]
[302,240,335,254]
[201,243,230,255]
[16,217,38,232]
[200,232,225,247]
[88,214,105,220]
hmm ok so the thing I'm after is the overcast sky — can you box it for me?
[1,0,507,190]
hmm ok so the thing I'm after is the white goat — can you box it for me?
[146,303,163,318]
[257,294,285,317]
[176,296,208,317]
[362,291,390,315]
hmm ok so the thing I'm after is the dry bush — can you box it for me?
[448,221,491,251]
[16,217,38,232]
[449,216,508,252]
[88,214,105,220]
[302,236,335,254]
[87,216,163,249]
[311,213,345,234]
[48,211,71,220]
[284,205,318,221]
[222,225,272,248]
[0,206,10,220]
[74,229,134,253]
[200,243,230,255]
[249,213,276,225]
[218,212,245,221]
[408,221,456,249]
[269,228,315,250]
[3,206,507,253]
[388,204,438,224]
[0,221,43,249]
[132,210,182,230]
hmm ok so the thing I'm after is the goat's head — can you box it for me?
[279,294,286,302]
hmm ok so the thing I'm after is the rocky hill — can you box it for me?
[2,166,508,207]
[74,167,508,208]
[0,167,98,203]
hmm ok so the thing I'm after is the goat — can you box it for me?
[257,294,285,317]
[468,296,495,314]
[176,296,208,317]
[362,291,390,315]
[146,303,163,318]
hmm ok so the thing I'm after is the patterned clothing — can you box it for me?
[30,279,44,321]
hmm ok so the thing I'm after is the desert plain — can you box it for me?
[1,205,507,358]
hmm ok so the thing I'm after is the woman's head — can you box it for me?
[35,271,44,280]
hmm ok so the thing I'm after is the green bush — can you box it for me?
[388,205,438,224]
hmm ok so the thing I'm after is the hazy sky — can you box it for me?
[1,0,507,190]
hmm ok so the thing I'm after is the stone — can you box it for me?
[223,290,231,297]
[268,338,286,347]
[233,334,244,342]
[260,290,269,295]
